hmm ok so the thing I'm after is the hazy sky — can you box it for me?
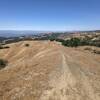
[0,0,100,31]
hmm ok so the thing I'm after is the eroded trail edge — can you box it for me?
[40,52,76,100]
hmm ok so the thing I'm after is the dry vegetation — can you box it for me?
[0,41,100,100]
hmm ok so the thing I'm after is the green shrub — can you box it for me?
[0,59,8,69]
[56,39,65,43]
[62,38,81,47]
[48,35,100,47]
[61,37,99,47]
[50,38,55,41]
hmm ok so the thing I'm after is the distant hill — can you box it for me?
[0,30,52,37]
[0,30,25,37]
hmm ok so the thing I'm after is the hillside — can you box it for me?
[0,41,100,100]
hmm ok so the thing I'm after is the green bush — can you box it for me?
[61,37,100,47]
[56,39,65,43]
[50,38,55,41]
[48,35,100,47]
[62,38,81,47]
[0,59,8,69]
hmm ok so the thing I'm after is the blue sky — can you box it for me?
[0,0,100,31]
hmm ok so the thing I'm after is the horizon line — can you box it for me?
[0,29,100,32]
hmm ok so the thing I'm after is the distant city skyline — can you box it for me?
[0,0,100,31]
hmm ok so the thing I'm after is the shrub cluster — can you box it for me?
[62,38,81,47]
[50,37,100,47]
[62,38,100,47]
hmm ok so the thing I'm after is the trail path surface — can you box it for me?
[0,41,100,100]
[40,48,100,100]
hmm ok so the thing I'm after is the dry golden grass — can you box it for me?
[0,41,100,100]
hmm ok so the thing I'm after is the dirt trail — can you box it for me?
[40,52,76,100]
[40,49,100,100]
